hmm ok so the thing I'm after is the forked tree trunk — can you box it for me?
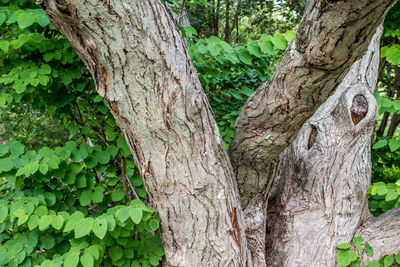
[229,1,394,265]
[37,0,397,266]
[266,26,382,267]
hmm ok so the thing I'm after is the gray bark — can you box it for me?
[266,26,382,267]
[228,1,395,264]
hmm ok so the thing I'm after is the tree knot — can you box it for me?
[350,95,368,125]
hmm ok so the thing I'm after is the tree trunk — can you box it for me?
[229,1,394,264]
[37,1,250,266]
[37,0,397,266]
[266,26,382,267]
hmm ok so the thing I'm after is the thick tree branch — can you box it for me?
[230,0,395,185]
[228,2,395,264]
[356,208,400,262]
[266,26,382,266]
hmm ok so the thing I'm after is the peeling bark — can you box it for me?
[266,27,382,267]
[37,0,249,266]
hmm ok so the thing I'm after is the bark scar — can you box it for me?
[230,207,240,246]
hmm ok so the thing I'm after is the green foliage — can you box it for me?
[0,103,69,150]
[0,140,162,267]
[336,236,400,267]
[0,1,162,266]
[368,179,400,216]
[381,1,400,65]
[188,31,292,144]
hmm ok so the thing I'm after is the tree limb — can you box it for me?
[229,1,395,264]
[356,208,400,262]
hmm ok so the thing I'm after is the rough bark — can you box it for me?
[356,207,400,263]
[37,0,250,266]
[228,1,395,264]
[266,27,382,266]
[164,0,191,27]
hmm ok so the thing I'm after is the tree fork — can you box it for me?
[37,0,397,266]
[229,1,395,264]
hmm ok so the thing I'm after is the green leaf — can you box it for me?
[34,206,48,217]
[106,145,118,158]
[39,163,49,175]
[96,151,110,165]
[105,129,117,141]
[35,13,49,27]
[270,33,287,50]
[259,38,274,54]
[337,243,351,250]
[91,188,104,203]
[149,219,159,231]
[377,186,388,196]
[0,13,6,26]
[383,256,394,267]
[111,190,125,202]
[86,245,100,260]
[51,215,64,230]
[116,207,130,222]
[0,41,10,53]
[395,253,400,264]
[0,158,14,172]
[155,247,165,257]
[18,214,29,225]
[385,189,399,201]
[104,214,116,231]
[9,140,25,155]
[92,218,107,239]
[80,253,94,267]
[0,203,8,223]
[237,50,252,65]
[38,215,52,231]
[75,218,93,238]
[129,206,143,224]
[109,246,123,261]
[337,250,358,267]
[64,248,80,267]
[367,260,380,267]
[247,42,263,57]
[40,236,55,249]
[352,236,363,251]
[285,30,296,42]
[208,42,222,57]
[38,64,51,75]
[365,242,374,257]
[17,12,35,29]
[28,215,39,230]
[373,139,388,149]
[79,190,92,206]
[149,255,161,266]
[389,139,400,152]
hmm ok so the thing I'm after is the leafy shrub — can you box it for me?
[336,236,400,267]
